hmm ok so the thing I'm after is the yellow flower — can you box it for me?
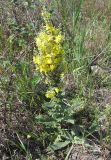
[45,54,51,58]
[60,72,64,78]
[45,24,57,34]
[45,90,56,98]
[55,35,63,43]
[54,87,60,93]
[50,64,55,71]
[33,55,41,65]
[45,87,60,99]
[41,10,51,21]
[45,57,53,64]
[47,35,53,42]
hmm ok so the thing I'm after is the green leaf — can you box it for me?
[49,141,70,151]
[31,75,41,86]
[35,114,57,127]
[65,119,75,124]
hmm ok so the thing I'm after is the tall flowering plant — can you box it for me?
[33,8,64,99]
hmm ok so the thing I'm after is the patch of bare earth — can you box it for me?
[69,144,111,160]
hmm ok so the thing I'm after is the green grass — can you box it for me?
[0,0,111,159]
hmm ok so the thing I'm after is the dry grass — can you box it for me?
[0,0,111,159]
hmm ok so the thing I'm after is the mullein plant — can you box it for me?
[33,8,65,99]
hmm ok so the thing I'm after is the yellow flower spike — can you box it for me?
[33,8,65,99]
